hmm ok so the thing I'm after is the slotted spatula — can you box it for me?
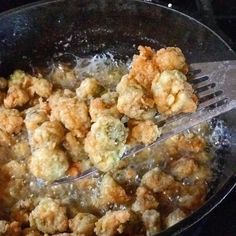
[53,60,236,185]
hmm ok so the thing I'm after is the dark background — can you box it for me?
[0,0,235,235]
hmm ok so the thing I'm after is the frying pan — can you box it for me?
[0,0,236,235]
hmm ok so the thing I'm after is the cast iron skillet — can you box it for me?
[0,0,236,235]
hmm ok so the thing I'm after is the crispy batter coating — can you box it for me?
[24,102,49,132]
[170,158,211,182]
[29,148,69,182]
[0,107,23,134]
[4,85,30,108]
[132,186,159,213]
[164,133,206,156]
[142,209,161,235]
[0,220,8,234]
[29,198,68,234]
[9,70,32,89]
[31,121,65,150]
[94,174,130,208]
[63,132,88,162]
[128,120,161,145]
[116,75,156,120]
[155,47,188,73]
[1,160,27,179]
[129,46,160,89]
[22,228,42,236]
[84,116,128,172]
[4,221,21,236]
[76,78,103,100]
[69,213,97,235]
[164,208,186,228]
[141,167,175,193]
[49,90,90,138]
[151,70,197,116]
[30,77,53,98]
[89,92,121,122]
[94,210,131,236]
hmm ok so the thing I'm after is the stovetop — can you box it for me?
[0,0,235,235]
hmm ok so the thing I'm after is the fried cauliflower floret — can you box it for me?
[116,75,156,120]
[89,92,121,122]
[170,158,211,182]
[31,121,65,149]
[76,78,103,100]
[49,90,90,138]
[141,167,175,193]
[84,116,128,172]
[156,47,188,73]
[151,70,197,116]
[9,70,32,88]
[4,85,30,108]
[129,46,160,89]
[132,186,159,213]
[69,213,98,235]
[1,160,27,179]
[29,148,69,182]
[30,77,53,98]
[12,140,31,160]
[142,210,161,235]
[63,132,88,162]
[94,174,130,208]
[0,77,8,90]
[10,199,34,225]
[29,198,68,234]
[0,108,23,134]
[164,133,206,156]
[128,120,161,145]
[94,210,131,236]
[24,103,49,132]
[164,208,186,228]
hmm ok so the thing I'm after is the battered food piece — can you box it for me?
[84,116,128,172]
[29,148,69,182]
[29,198,68,234]
[129,46,160,89]
[63,132,88,162]
[128,120,161,145]
[155,47,188,73]
[24,102,49,132]
[4,85,30,108]
[69,213,97,235]
[22,228,42,236]
[94,174,130,208]
[94,210,131,236]
[131,186,159,213]
[1,160,27,179]
[116,75,156,120]
[30,77,53,98]
[0,107,23,134]
[76,78,103,100]
[49,90,90,138]
[89,92,121,122]
[141,167,175,193]
[0,128,13,146]
[142,209,161,235]
[164,208,186,228]
[151,70,197,116]
[31,121,65,150]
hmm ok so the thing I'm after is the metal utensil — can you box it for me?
[52,60,236,185]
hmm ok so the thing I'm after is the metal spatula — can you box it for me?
[53,60,236,185]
